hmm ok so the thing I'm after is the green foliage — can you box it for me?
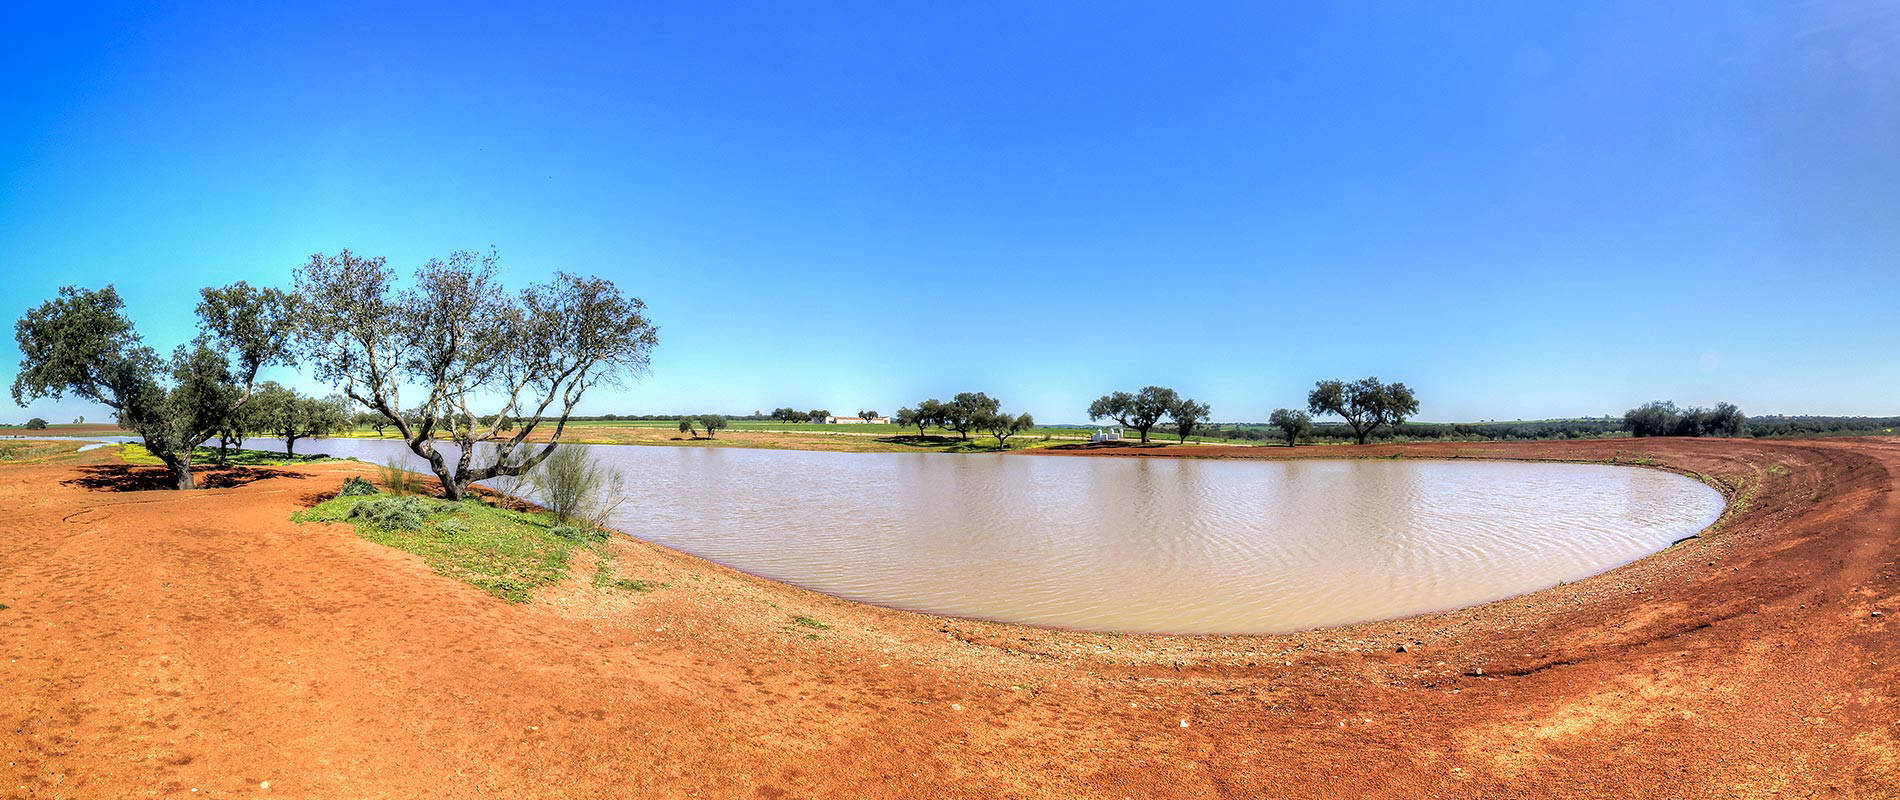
[1169,397,1210,443]
[1744,415,1900,438]
[700,414,727,438]
[23,417,46,430]
[1625,401,1746,438]
[251,382,350,455]
[347,495,440,530]
[978,410,1036,448]
[1268,408,1312,446]
[378,457,420,495]
[338,475,380,496]
[677,417,699,436]
[120,442,336,466]
[293,248,658,500]
[895,399,946,437]
[522,443,626,527]
[792,615,830,630]
[1088,386,1179,443]
[940,392,999,441]
[1307,377,1419,444]
[294,494,580,603]
[11,283,296,489]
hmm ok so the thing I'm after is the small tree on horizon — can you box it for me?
[1269,408,1312,447]
[1170,397,1210,443]
[979,410,1035,448]
[253,383,349,456]
[701,414,727,438]
[24,417,47,430]
[858,409,878,421]
[678,417,700,438]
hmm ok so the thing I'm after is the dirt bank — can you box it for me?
[2,438,1896,798]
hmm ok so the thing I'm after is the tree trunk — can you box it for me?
[171,457,196,490]
[285,436,297,456]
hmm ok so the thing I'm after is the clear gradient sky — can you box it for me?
[3,2,1896,425]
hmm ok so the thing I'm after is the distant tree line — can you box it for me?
[1623,401,1746,438]
[894,392,1034,447]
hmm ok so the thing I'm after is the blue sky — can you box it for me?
[3,2,1896,425]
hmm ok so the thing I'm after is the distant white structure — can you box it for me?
[1090,427,1124,443]
[824,415,891,425]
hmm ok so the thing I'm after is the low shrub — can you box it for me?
[523,444,627,528]
[338,476,380,497]
[379,457,420,495]
[347,496,440,530]
[548,524,594,541]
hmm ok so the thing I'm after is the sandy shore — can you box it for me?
[1,437,1895,798]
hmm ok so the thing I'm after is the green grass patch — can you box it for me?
[1767,464,1791,476]
[294,491,583,603]
[122,443,341,466]
[0,441,82,462]
[589,552,664,593]
[792,615,830,630]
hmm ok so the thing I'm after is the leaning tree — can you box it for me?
[1087,386,1180,443]
[293,248,658,500]
[12,282,297,489]
[1307,377,1419,444]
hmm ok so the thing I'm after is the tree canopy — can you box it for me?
[1087,386,1180,443]
[1306,377,1419,445]
[12,283,296,488]
[252,383,349,455]
[895,399,945,437]
[1268,408,1312,446]
[1625,401,1745,437]
[978,410,1035,448]
[939,392,999,441]
[294,249,657,499]
[1169,397,1210,443]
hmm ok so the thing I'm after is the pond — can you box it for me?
[81,435,1726,634]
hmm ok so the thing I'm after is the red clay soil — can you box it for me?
[2,438,1897,798]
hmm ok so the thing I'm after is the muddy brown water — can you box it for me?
[88,436,1725,634]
